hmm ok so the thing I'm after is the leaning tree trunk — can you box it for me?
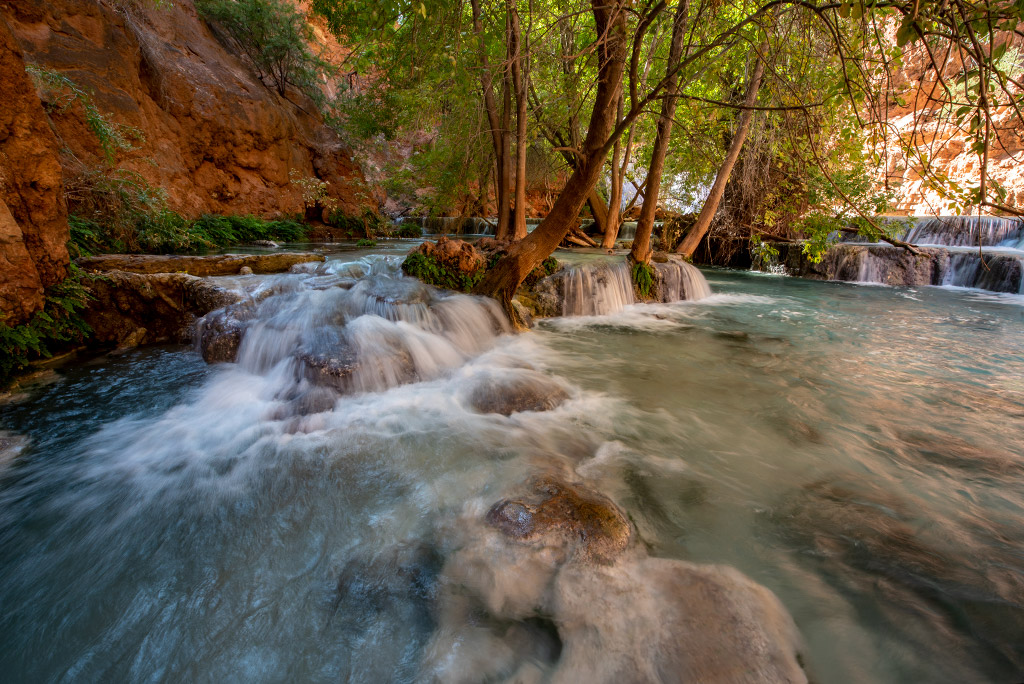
[630,0,689,264]
[474,0,628,316]
[676,48,765,257]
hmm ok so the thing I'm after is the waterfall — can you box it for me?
[560,259,710,316]
[903,216,1024,248]
[412,217,496,236]
[942,253,1024,293]
[198,256,510,399]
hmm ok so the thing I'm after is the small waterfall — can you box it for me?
[200,256,510,398]
[654,260,713,301]
[560,259,710,316]
[618,222,637,240]
[562,262,636,316]
[942,253,1024,293]
[413,216,496,236]
[903,216,1024,248]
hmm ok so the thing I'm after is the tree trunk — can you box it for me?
[587,189,610,236]
[602,94,625,249]
[474,0,628,316]
[510,2,529,240]
[630,0,689,263]
[676,47,765,257]
[471,0,511,240]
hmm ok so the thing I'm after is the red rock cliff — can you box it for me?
[0,0,375,324]
[0,16,69,325]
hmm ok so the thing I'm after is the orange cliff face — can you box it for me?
[0,15,68,326]
[0,0,377,324]
[874,36,1024,216]
[1,0,375,220]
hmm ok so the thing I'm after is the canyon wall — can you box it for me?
[0,0,373,324]
[0,17,69,325]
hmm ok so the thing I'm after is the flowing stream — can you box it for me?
[1,248,1023,683]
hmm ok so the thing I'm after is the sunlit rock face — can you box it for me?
[875,41,1024,215]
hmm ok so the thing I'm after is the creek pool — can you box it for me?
[1,257,1023,683]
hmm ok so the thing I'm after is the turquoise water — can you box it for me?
[1,260,1023,682]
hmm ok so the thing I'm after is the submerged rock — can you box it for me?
[769,477,1024,675]
[486,478,631,564]
[423,475,809,683]
[76,253,325,277]
[0,431,28,472]
[466,371,570,416]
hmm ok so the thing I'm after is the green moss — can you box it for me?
[401,252,485,292]
[355,238,377,247]
[1,266,94,387]
[631,261,655,299]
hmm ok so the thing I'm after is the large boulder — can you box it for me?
[0,17,68,325]
[82,270,241,348]
[423,475,810,683]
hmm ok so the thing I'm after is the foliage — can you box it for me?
[749,235,779,264]
[69,210,307,256]
[631,261,655,300]
[355,238,377,247]
[0,266,94,387]
[395,223,423,238]
[26,64,144,164]
[289,170,339,211]
[195,0,330,100]
[401,251,485,292]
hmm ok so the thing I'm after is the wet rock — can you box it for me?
[424,476,808,683]
[486,478,632,564]
[466,371,570,416]
[238,266,254,275]
[0,431,28,471]
[195,303,253,363]
[76,253,325,277]
[82,271,243,348]
[296,342,362,393]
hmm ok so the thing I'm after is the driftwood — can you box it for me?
[562,225,598,248]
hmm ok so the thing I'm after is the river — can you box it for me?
[1,245,1022,682]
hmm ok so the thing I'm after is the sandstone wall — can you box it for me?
[0,0,373,220]
[0,16,69,325]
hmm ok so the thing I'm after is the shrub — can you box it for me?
[196,0,328,99]
[26,64,144,163]
[401,252,485,292]
[355,238,376,247]
[396,223,422,239]
[1,266,94,387]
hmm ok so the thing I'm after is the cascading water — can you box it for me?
[560,259,710,316]
[771,216,1024,294]
[405,216,497,236]
[903,215,1024,248]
